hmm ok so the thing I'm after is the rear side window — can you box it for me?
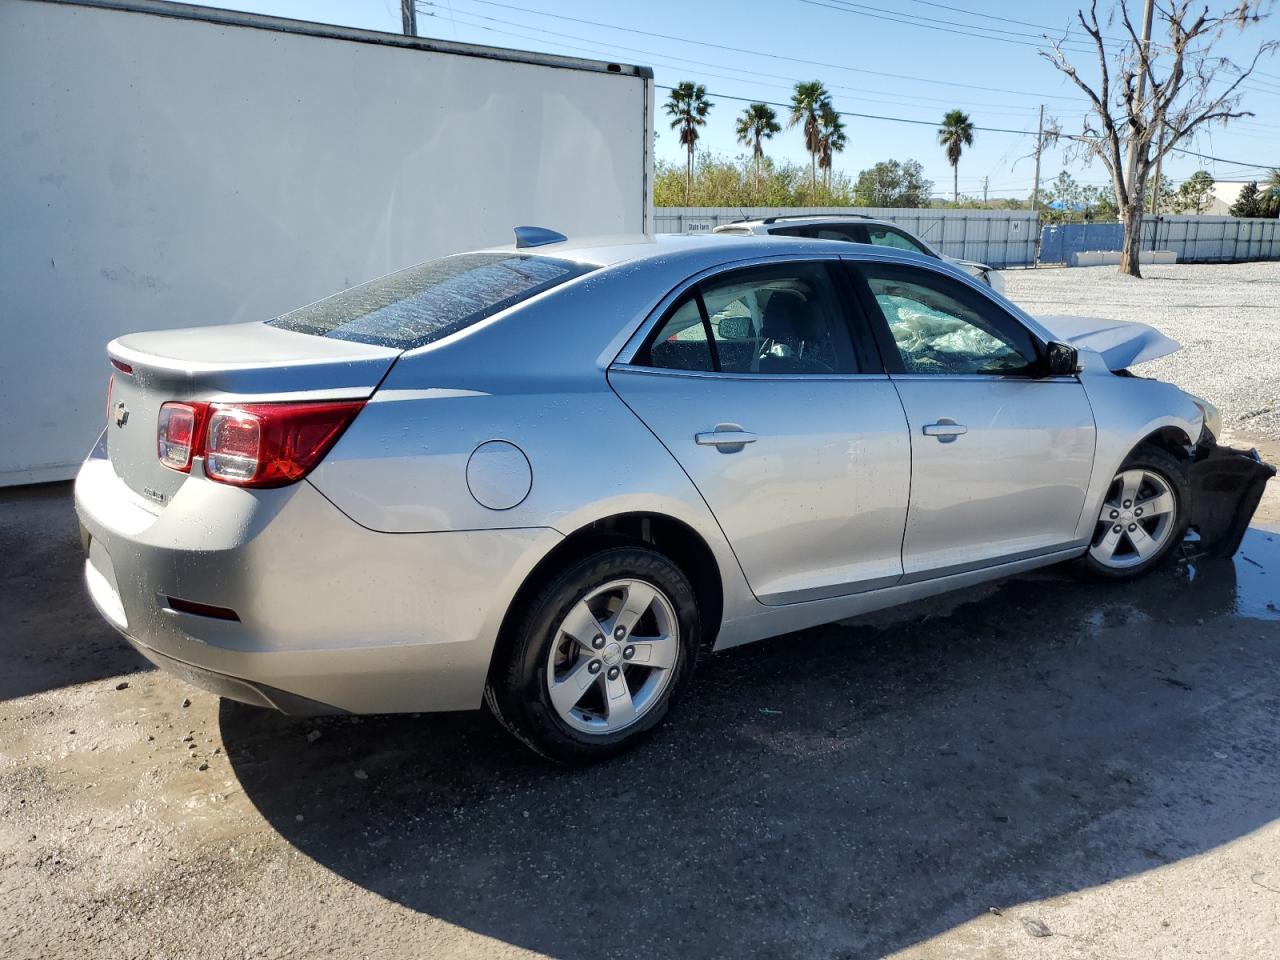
[268,253,593,349]
[770,224,867,243]
[637,262,859,375]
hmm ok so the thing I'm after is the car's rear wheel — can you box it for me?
[485,545,700,763]
[1077,444,1190,580]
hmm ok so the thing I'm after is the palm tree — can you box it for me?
[789,81,830,195]
[1264,167,1280,217]
[937,109,975,204]
[665,82,713,203]
[735,103,781,199]
[816,101,847,194]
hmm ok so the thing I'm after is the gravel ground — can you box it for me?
[1004,261,1280,441]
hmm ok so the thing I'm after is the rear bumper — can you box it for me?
[1189,439,1276,558]
[74,448,561,714]
[122,632,347,715]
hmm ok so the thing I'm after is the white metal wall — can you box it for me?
[1142,216,1280,262]
[655,207,1041,267]
[0,0,652,484]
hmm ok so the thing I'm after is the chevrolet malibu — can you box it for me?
[75,232,1273,761]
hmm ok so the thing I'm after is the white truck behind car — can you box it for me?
[0,0,654,485]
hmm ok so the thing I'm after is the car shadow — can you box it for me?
[0,482,151,702]
[222,528,1280,959]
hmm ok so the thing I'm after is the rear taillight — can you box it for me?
[202,400,364,487]
[157,399,362,485]
[158,402,209,472]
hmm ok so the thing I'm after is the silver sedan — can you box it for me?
[75,232,1272,761]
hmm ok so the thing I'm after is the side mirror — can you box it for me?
[1044,341,1079,377]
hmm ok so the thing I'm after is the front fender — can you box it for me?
[1075,365,1203,543]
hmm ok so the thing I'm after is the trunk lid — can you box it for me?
[105,321,398,506]
[1036,314,1180,370]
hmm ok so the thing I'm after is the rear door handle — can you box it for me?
[923,419,968,443]
[695,423,757,452]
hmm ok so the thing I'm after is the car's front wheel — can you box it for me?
[485,545,700,762]
[1078,444,1190,580]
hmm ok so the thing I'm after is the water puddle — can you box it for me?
[1173,525,1280,621]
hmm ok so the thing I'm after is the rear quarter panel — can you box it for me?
[306,263,760,624]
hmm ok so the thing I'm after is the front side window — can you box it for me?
[865,226,932,257]
[268,253,592,349]
[637,263,858,375]
[859,265,1038,376]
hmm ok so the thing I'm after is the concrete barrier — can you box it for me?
[1070,250,1178,267]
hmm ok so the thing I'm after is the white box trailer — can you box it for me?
[0,0,655,485]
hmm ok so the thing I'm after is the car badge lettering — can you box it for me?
[114,402,129,428]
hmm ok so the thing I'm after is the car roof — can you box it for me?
[477,231,933,272]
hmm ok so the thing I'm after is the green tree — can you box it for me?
[1173,170,1216,214]
[1075,183,1119,221]
[1262,169,1280,217]
[1230,181,1262,218]
[816,101,847,192]
[788,80,830,195]
[665,82,713,203]
[1044,170,1082,218]
[937,109,975,204]
[853,159,933,207]
[735,103,781,200]
[653,154,856,207]
[1143,173,1176,214]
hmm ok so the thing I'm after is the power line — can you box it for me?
[797,0,1096,53]
[898,0,1126,43]
[1169,146,1276,170]
[441,0,1083,101]
[656,85,1036,136]
[428,4,1051,118]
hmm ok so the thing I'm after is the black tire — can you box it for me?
[484,545,700,763]
[1075,443,1191,581]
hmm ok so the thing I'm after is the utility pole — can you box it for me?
[401,0,417,36]
[1150,122,1166,214]
[1149,120,1166,251]
[1122,0,1155,206]
[983,176,989,204]
[1031,104,1044,212]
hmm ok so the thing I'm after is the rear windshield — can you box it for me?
[268,253,593,349]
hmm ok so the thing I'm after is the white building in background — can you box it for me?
[1205,181,1253,216]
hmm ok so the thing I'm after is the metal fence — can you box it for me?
[654,207,1040,268]
[1040,215,1280,264]
[658,207,1280,268]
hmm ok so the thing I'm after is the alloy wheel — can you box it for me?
[545,578,679,735]
[1088,468,1178,569]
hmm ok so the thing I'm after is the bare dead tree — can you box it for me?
[1041,1,1277,277]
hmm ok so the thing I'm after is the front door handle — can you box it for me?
[923,419,968,443]
[695,423,757,452]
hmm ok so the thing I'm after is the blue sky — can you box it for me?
[188,0,1279,199]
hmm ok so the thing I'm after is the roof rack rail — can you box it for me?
[760,213,872,225]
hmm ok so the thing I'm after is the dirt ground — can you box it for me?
[3,263,1280,960]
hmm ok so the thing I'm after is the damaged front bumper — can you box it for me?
[1188,438,1276,559]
